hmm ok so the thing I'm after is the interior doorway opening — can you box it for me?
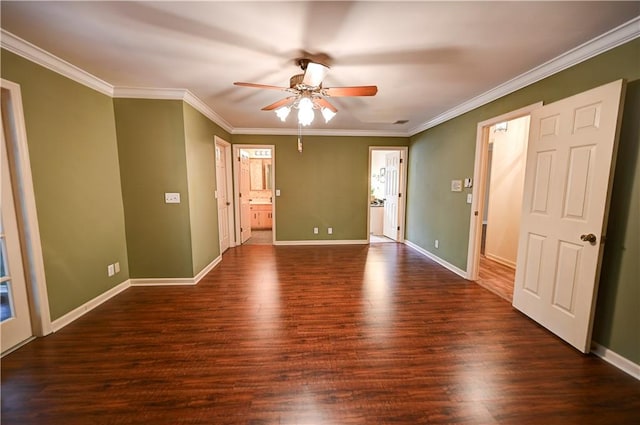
[1,79,52,354]
[368,147,408,244]
[467,103,542,300]
[233,145,275,245]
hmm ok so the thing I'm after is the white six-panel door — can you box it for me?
[383,151,400,240]
[239,153,252,244]
[512,80,625,353]
[215,143,230,253]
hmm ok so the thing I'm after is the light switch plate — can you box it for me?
[165,192,180,203]
[464,178,473,188]
[451,180,462,192]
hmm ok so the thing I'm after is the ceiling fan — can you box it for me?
[233,58,378,126]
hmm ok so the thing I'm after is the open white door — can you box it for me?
[513,79,625,353]
[383,151,400,240]
[215,141,230,253]
[239,153,252,244]
[1,118,33,353]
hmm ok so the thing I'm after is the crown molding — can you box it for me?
[409,16,640,136]
[3,14,639,140]
[113,87,235,134]
[112,86,188,100]
[1,29,234,134]
[183,91,234,134]
[232,127,408,137]
[1,29,114,96]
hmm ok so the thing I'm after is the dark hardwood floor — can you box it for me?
[2,244,639,424]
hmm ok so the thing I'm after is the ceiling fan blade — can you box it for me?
[261,96,297,111]
[323,86,378,97]
[234,82,288,91]
[315,97,337,113]
[302,62,330,87]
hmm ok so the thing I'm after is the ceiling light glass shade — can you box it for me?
[275,106,290,122]
[297,97,314,126]
[321,107,336,123]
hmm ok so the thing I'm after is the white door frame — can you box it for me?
[368,146,408,242]
[215,136,235,249]
[466,102,542,280]
[1,79,51,339]
[232,144,275,244]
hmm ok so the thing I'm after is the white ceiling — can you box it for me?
[1,1,639,136]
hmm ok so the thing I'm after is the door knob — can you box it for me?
[580,233,597,244]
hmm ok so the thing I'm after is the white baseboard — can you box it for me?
[274,239,369,246]
[592,342,640,380]
[404,240,469,279]
[129,277,197,286]
[485,253,516,269]
[130,255,222,286]
[42,256,223,334]
[51,279,131,332]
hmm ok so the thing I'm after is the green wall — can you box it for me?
[114,99,229,279]
[183,103,224,275]
[406,38,640,362]
[1,50,129,320]
[114,98,193,278]
[232,135,408,241]
[593,79,640,362]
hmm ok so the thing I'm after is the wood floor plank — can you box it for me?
[2,244,638,424]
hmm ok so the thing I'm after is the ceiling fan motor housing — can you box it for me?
[290,74,304,89]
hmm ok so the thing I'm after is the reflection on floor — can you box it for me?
[476,255,515,302]
[244,230,272,245]
[370,234,395,243]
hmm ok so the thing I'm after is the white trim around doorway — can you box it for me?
[1,78,52,337]
[466,102,542,281]
[215,136,235,250]
[368,146,409,243]
[232,144,276,245]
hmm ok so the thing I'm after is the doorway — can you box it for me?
[476,116,530,300]
[215,137,234,253]
[1,79,51,354]
[467,102,542,296]
[233,145,275,245]
[369,147,408,243]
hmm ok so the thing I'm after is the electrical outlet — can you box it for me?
[275,189,281,196]
[435,239,439,249]
[114,262,120,273]
[165,192,180,203]
[313,227,319,234]
[107,264,115,277]
[467,193,473,204]
[328,227,333,235]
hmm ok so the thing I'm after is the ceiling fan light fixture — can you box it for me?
[321,107,336,123]
[275,106,291,122]
[297,97,314,126]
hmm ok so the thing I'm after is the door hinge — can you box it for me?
[400,158,403,164]
[397,226,400,231]
[237,156,241,162]
[239,193,242,198]
[398,193,402,198]
[474,211,479,216]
